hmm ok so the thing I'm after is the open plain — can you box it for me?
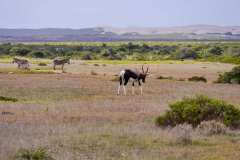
[0,60,240,160]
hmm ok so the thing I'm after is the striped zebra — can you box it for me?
[53,57,70,71]
[12,57,30,70]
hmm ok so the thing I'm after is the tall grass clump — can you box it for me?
[0,96,18,102]
[197,120,227,136]
[171,123,193,145]
[216,66,240,84]
[188,76,207,83]
[14,147,55,160]
[156,95,240,129]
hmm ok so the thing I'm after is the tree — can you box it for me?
[208,46,223,55]
[10,47,31,56]
[0,43,12,55]
[176,47,198,59]
[30,51,46,58]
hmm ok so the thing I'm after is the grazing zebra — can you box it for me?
[117,65,149,95]
[53,57,70,71]
[12,57,30,69]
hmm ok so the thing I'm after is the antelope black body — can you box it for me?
[117,66,149,95]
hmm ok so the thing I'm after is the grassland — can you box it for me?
[0,59,240,160]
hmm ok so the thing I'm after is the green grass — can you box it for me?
[0,57,52,64]
[0,68,55,74]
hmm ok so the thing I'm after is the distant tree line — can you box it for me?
[1,42,240,64]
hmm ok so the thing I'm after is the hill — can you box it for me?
[1,25,240,42]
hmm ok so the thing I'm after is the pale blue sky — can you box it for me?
[0,0,239,28]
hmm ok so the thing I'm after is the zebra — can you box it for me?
[53,57,70,71]
[12,57,30,70]
[117,65,149,95]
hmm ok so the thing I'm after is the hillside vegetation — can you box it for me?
[1,41,240,64]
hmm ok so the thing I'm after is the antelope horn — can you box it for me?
[146,66,149,73]
[142,65,144,73]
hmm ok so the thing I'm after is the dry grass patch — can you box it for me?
[0,62,240,160]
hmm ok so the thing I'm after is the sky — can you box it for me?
[0,0,239,28]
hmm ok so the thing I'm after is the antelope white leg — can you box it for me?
[140,86,143,95]
[117,85,121,95]
[123,85,126,95]
[132,86,135,95]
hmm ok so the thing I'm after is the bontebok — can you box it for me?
[117,65,149,95]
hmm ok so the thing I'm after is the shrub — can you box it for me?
[188,76,207,83]
[93,64,100,66]
[0,96,18,102]
[14,147,55,160]
[157,76,174,80]
[155,95,240,128]
[82,53,93,60]
[90,70,98,75]
[30,51,46,58]
[216,66,240,84]
[197,120,227,136]
[176,47,198,59]
[10,47,31,56]
[111,76,119,81]
[171,123,193,145]
[208,46,224,55]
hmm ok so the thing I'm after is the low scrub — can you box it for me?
[0,96,18,102]
[171,123,193,145]
[157,75,173,80]
[188,76,207,83]
[38,62,47,66]
[111,76,119,81]
[90,70,98,75]
[14,147,55,160]
[197,120,227,136]
[155,95,240,128]
[216,66,240,84]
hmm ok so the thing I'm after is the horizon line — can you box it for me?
[1,24,240,30]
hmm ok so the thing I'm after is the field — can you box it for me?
[1,59,240,160]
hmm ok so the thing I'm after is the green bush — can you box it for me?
[175,47,198,59]
[0,96,18,102]
[30,51,46,58]
[14,147,55,160]
[188,76,207,83]
[208,46,223,55]
[216,66,240,84]
[155,95,240,128]
[10,47,31,56]
[82,53,93,60]
[38,63,47,66]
